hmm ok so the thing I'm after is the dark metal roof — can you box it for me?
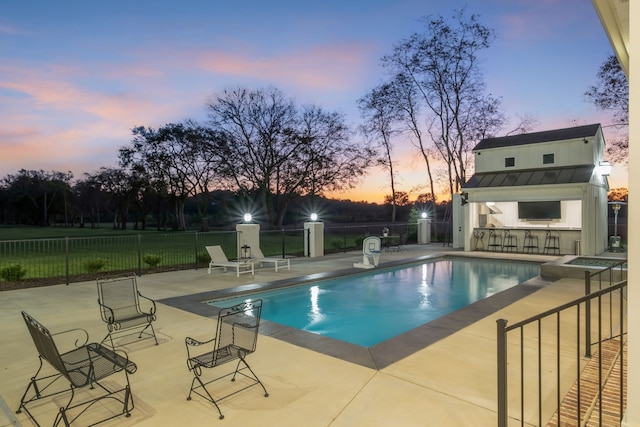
[473,123,601,151]
[462,165,594,189]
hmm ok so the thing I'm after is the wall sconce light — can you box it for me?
[599,161,612,176]
[243,213,252,223]
[460,192,469,206]
[310,213,318,221]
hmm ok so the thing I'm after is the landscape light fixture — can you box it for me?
[310,213,318,221]
[421,212,428,219]
[243,213,252,223]
[599,161,612,176]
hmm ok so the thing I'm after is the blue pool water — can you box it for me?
[210,257,540,347]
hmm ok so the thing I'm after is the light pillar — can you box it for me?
[417,217,431,244]
[303,221,324,257]
[236,223,260,259]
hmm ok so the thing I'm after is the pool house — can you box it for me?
[456,123,610,256]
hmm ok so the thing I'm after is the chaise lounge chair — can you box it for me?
[253,247,290,272]
[206,245,254,277]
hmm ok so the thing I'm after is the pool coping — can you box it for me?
[159,253,551,370]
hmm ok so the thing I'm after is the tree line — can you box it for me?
[0,9,628,231]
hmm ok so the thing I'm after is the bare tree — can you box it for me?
[387,72,439,213]
[297,105,372,197]
[382,8,504,197]
[358,83,401,224]
[585,54,629,164]
[121,121,222,230]
[208,86,373,227]
[505,113,539,136]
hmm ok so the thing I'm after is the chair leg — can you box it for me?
[122,384,134,417]
[101,332,116,349]
[233,357,269,398]
[187,374,225,419]
[16,359,45,413]
[137,322,159,345]
[53,386,76,427]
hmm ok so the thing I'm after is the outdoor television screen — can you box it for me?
[517,201,561,220]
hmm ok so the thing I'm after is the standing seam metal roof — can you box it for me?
[472,123,601,151]
[462,165,594,189]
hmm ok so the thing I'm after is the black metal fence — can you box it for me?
[0,221,450,287]
[496,260,627,426]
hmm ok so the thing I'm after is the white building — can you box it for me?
[457,123,610,256]
[591,1,636,425]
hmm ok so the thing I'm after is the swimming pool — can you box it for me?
[210,257,540,347]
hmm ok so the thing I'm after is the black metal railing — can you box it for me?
[497,260,627,427]
[0,229,305,286]
[0,221,449,287]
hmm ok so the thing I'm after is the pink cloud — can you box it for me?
[496,0,593,42]
[195,43,373,90]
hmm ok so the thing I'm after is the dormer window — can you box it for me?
[543,153,555,164]
[505,157,515,167]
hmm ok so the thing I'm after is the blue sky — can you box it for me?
[0,0,626,202]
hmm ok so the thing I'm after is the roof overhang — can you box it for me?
[592,0,629,76]
[463,166,594,189]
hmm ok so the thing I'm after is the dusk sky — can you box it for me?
[0,0,627,203]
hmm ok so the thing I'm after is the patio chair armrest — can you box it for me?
[97,299,116,323]
[137,291,157,315]
[185,336,216,364]
[185,336,216,347]
[88,343,138,374]
[52,327,90,349]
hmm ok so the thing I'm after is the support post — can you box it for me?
[497,318,508,427]
[585,270,592,357]
[281,228,286,258]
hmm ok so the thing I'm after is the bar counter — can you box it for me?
[472,227,581,255]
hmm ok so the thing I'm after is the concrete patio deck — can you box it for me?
[0,244,621,426]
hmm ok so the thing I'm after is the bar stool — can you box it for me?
[522,230,539,253]
[473,230,485,250]
[543,230,560,255]
[502,230,518,252]
[487,229,503,252]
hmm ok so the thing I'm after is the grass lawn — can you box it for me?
[0,224,400,288]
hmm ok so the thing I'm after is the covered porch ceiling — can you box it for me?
[592,0,629,76]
